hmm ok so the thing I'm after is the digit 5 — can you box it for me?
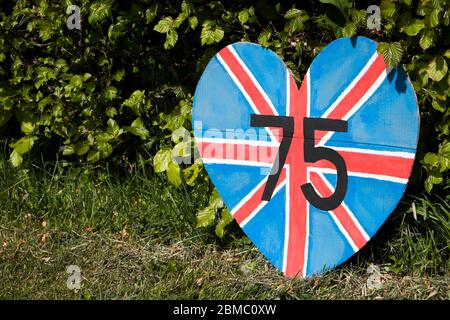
[301,118,348,211]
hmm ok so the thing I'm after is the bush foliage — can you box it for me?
[0,0,449,236]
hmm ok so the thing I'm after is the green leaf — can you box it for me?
[440,155,450,172]
[215,209,233,238]
[444,50,450,59]
[96,132,113,143]
[285,8,303,20]
[171,126,190,143]
[212,27,224,44]
[173,12,188,28]
[183,163,201,186]
[62,145,75,156]
[122,90,149,115]
[427,56,448,82]
[440,141,450,156]
[167,161,182,187]
[424,152,440,167]
[153,148,172,172]
[164,30,178,49]
[36,20,55,41]
[69,75,83,88]
[75,143,90,156]
[425,168,444,192]
[209,188,224,209]
[10,136,36,155]
[107,118,122,137]
[380,0,396,19]
[108,19,128,40]
[106,107,117,118]
[342,22,357,37]
[145,5,158,23]
[431,99,446,112]
[113,69,125,82]
[419,30,435,50]
[188,16,198,30]
[258,30,272,47]
[104,86,117,100]
[98,142,113,158]
[196,205,216,228]
[238,9,249,24]
[82,73,92,81]
[425,177,433,193]
[89,0,113,25]
[284,9,309,34]
[319,0,353,20]
[401,19,425,36]
[154,17,173,33]
[377,42,404,68]
[181,0,194,15]
[195,188,224,229]
[425,9,440,28]
[87,150,101,163]
[429,171,443,184]
[9,150,23,167]
[20,122,35,135]
[350,9,366,26]
[200,21,224,45]
[125,117,149,140]
[318,0,352,12]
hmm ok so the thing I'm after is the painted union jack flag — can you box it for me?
[192,37,419,277]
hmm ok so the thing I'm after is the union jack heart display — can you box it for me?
[192,36,419,277]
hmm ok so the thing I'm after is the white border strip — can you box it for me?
[227,45,279,116]
[216,46,278,143]
[321,52,379,119]
[286,70,291,117]
[315,170,370,243]
[318,54,391,147]
[195,137,279,147]
[329,146,415,159]
[306,70,311,118]
[329,211,359,252]
[201,158,272,167]
[282,164,290,274]
[302,164,310,278]
[239,178,287,228]
[309,166,408,184]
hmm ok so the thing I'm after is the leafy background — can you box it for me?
[0,0,449,241]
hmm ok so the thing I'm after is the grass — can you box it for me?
[0,158,449,299]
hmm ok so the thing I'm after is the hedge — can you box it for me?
[0,0,449,234]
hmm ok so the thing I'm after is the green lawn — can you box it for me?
[0,159,449,299]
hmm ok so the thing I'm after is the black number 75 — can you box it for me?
[251,114,348,211]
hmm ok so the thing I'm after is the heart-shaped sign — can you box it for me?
[192,36,419,277]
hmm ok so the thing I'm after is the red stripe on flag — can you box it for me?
[309,150,414,180]
[234,169,287,225]
[285,73,308,277]
[315,55,387,142]
[309,171,368,250]
[218,47,276,118]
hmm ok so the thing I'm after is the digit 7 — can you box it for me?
[251,114,349,211]
[250,114,294,201]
